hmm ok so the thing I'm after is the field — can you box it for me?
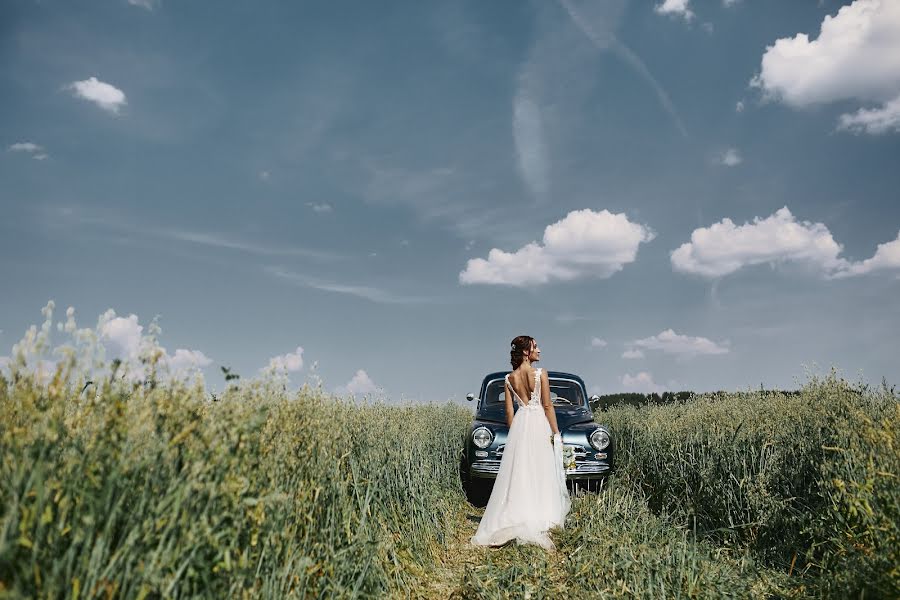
[1,326,897,598]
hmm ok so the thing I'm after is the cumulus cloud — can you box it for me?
[831,231,900,278]
[735,100,745,113]
[590,337,607,349]
[629,329,729,358]
[621,371,664,393]
[65,77,127,114]
[460,209,655,286]
[655,0,694,22]
[622,349,644,359]
[164,349,212,372]
[837,94,900,134]
[264,346,304,373]
[671,206,900,279]
[97,309,211,382]
[99,313,143,359]
[671,206,849,278]
[750,0,900,134]
[8,142,48,160]
[718,148,742,167]
[336,369,382,397]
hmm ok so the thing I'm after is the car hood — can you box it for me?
[477,403,594,430]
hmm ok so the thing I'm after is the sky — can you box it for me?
[1,0,899,405]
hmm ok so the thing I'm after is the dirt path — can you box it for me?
[409,501,485,599]
[406,495,576,599]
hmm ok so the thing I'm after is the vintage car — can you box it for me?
[459,370,613,505]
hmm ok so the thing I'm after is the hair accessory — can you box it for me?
[511,343,517,350]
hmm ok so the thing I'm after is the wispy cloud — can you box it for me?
[42,205,343,261]
[127,0,158,10]
[560,0,689,138]
[717,147,742,167]
[7,142,48,160]
[264,266,435,305]
[513,85,549,200]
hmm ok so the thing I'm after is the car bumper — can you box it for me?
[470,458,611,480]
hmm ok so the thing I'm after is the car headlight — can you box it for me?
[589,428,610,451]
[472,426,493,449]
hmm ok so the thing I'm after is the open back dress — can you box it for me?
[470,367,571,549]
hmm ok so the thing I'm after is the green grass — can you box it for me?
[1,350,896,598]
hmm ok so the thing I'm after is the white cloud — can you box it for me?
[9,142,41,153]
[750,0,900,133]
[723,0,740,6]
[590,337,607,348]
[621,371,664,393]
[97,309,210,382]
[336,369,382,397]
[307,202,333,213]
[630,329,729,358]
[831,231,900,278]
[264,346,304,373]
[99,312,143,359]
[460,209,655,286]
[65,77,127,114]
[718,148,742,167]
[735,100,745,113]
[163,349,212,375]
[259,170,271,182]
[655,0,694,22]
[837,93,900,134]
[622,349,645,359]
[127,0,158,9]
[671,206,849,278]
[702,22,714,34]
[8,142,48,160]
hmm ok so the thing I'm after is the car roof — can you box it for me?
[481,370,586,386]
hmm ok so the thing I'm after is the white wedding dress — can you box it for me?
[470,367,571,550]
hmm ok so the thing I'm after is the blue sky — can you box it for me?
[2,0,899,403]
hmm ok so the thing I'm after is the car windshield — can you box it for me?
[485,378,585,407]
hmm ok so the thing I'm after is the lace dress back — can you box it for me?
[470,367,571,549]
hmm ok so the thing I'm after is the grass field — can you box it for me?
[0,309,897,598]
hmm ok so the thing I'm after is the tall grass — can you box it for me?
[1,303,896,598]
[0,306,473,600]
[604,370,899,597]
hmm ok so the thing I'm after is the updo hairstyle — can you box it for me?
[509,335,535,370]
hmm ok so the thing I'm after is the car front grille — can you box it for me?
[471,444,610,479]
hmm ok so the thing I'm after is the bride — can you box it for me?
[470,336,571,550]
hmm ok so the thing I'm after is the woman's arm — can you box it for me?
[540,369,560,434]
[504,379,515,428]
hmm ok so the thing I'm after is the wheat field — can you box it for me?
[0,307,897,598]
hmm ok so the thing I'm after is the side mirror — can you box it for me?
[589,395,600,402]
[466,393,475,402]
[589,394,602,411]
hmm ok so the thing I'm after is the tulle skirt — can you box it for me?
[469,404,571,549]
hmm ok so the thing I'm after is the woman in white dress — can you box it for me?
[470,336,571,550]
